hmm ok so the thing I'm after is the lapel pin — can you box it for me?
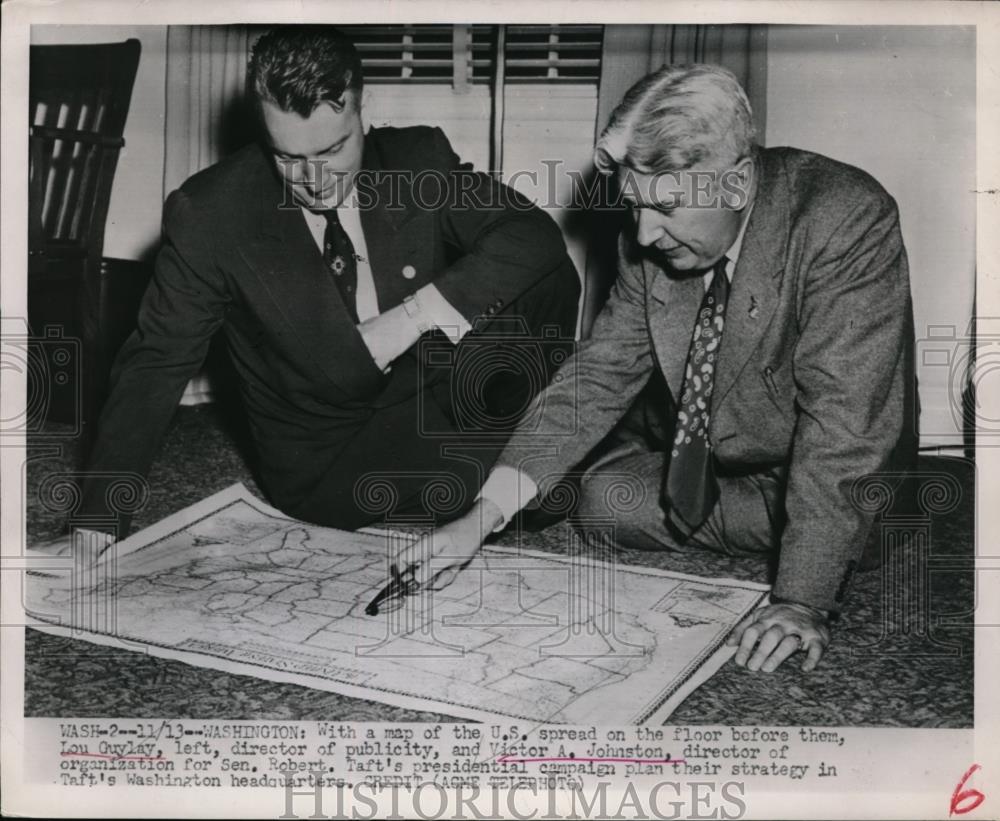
[749,295,760,319]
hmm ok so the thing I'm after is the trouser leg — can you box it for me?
[427,262,580,435]
[286,395,505,530]
[572,440,781,555]
[287,265,580,530]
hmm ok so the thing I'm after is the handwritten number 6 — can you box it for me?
[951,764,985,816]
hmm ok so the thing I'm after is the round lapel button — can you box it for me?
[402,265,416,279]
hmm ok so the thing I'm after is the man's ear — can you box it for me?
[732,155,754,187]
[724,155,755,210]
[360,88,373,134]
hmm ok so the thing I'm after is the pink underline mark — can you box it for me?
[497,755,684,765]
[60,752,164,762]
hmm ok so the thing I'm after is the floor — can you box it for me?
[23,405,975,727]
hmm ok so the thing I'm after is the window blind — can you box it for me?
[344,25,602,86]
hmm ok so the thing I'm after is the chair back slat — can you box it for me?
[29,39,141,255]
[28,38,142,430]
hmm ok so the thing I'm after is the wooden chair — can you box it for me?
[28,39,142,440]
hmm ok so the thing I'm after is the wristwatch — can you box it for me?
[403,292,433,334]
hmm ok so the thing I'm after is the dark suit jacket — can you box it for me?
[82,126,578,532]
[498,146,915,613]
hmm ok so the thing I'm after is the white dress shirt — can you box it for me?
[301,200,472,341]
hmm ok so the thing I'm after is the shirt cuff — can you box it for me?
[477,466,539,532]
[417,283,473,344]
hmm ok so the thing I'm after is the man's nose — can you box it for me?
[635,209,665,247]
[286,159,321,191]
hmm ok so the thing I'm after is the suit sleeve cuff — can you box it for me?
[477,466,539,531]
[768,593,834,621]
[417,283,473,344]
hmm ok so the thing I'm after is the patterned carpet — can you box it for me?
[24,405,974,727]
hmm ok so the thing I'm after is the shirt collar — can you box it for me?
[725,201,755,267]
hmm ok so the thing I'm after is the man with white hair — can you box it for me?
[403,64,915,674]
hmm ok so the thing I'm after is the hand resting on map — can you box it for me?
[725,601,831,673]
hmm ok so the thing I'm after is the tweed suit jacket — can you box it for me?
[81,126,578,532]
[498,146,915,613]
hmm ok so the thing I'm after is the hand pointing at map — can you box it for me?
[393,498,504,592]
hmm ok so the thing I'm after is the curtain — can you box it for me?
[163,25,254,195]
[595,25,767,145]
[164,25,254,403]
[581,24,768,334]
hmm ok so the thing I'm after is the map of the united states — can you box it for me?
[27,485,768,724]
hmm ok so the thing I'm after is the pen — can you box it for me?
[365,564,418,616]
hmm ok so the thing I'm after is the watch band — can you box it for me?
[403,292,433,334]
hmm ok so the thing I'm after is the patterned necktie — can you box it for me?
[321,209,359,323]
[664,256,730,535]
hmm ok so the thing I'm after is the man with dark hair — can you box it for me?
[71,26,580,539]
[248,26,364,116]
